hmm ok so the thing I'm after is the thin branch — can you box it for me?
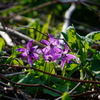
[71,19,99,31]
[57,0,100,7]
[9,1,57,19]
[0,73,63,95]
[1,64,100,84]
[0,81,12,88]
[0,30,14,46]
[16,25,48,37]
[78,0,100,14]
[60,3,76,45]
[61,3,76,33]
[70,90,100,97]
[55,74,87,100]
[0,26,45,48]
[1,94,22,100]
[4,72,26,77]
[18,1,57,15]
[0,2,19,13]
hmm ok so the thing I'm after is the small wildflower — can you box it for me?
[60,44,76,69]
[16,40,39,66]
[41,34,62,62]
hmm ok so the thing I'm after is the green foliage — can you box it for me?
[62,92,71,100]
[0,0,100,99]
[62,26,92,62]
[85,31,100,44]
[0,37,5,51]
[43,88,60,97]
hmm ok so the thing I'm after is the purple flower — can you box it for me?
[41,34,60,46]
[41,34,62,62]
[61,44,76,69]
[16,40,39,66]
[42,47,61,62]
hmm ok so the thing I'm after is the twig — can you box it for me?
[62,3,76,33]
[71,19,99,31]
[0,17,15,46]
[70,90,100,97]
[0,73,63,95]
[1,94,22,100]
[55,74,87,100]
[78,0,100,14]
[9,1,57,19]
[60,3,76,44]
[16,25,48,37]
[57,0,100,7]
[1,64,100,84]
[0,2,19,13]
[0,26,45,48]
[0,81,12,88]
[0,30,14,46]
[18,1,57,15]
[4,72,26,77]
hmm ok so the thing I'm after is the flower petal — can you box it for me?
[16,48,26,52]
[28,56,32,66]
[53,53,61,60]
[66,54,76,63]
[36,49,42,54]
[22,52,28,57]
[42,46,50,54]
[67,54,76,59]
[43,54,53,62]
[41,39,50,45]
[16,48,27,57]
[48,34,54,38]
[31,45,38,52]
[26,40,33,49]
[61,57,66,69]
[32,53,39,60]
[64,44,69,53]
[49,38,59,46]
[53,46,62,53]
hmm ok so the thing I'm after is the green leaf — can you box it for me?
[44,62,55,80]
[62,92,71,100]
[43,88,60,97]
[12,45,24,58]
[85,31,100,42]
[5,56,14,64]
[50,76,60,84]
[56,84,69,93]
[41,13,52,40]
[91,60,100,71]
[66,64,79,78]
[61,32,68,41]
[67,26,76,46]
[11,59,24,66]
[17,73,34,84]
[11,75,20,82]
[0,37,5,51]
[42,13,52,33]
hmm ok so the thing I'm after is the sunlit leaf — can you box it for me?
[85,31,100,42]
[62,92,71,100]
[17,73,34,84]
[12,45,24,58]
[0,37,5,51]
[11,59,24,66]
[61,32,68,41]
[66,26,76,46]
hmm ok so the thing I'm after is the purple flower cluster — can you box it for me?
[16,34,76,69]
[16,40,39,66]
